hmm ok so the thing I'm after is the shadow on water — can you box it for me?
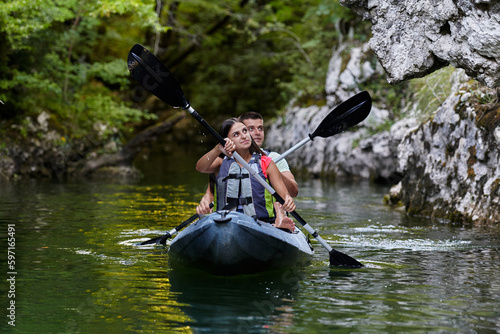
[133,141,209,187]
[167,267,306,333]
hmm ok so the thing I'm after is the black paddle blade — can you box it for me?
[128,44,190,109]
[139,231,172,246]
[311,91,372,139]
[139,236,162,245]
[158,233,172,245]
[329,249,364,268]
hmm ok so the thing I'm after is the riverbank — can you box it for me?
[0,112,187,181]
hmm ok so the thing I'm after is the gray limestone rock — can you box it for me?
[340,0,500,88]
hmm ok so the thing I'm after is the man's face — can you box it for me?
[242,118,265,147]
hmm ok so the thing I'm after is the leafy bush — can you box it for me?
[0,0,161,140]
[0,0,370,142]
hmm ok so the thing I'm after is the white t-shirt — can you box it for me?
[267,151,291,173]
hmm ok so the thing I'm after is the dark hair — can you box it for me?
[238,111,263,122]
[219,118,264,155]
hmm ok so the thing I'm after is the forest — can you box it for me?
[0,0,393,151]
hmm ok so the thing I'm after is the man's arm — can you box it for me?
[280,170,298,197]
[269,152,298,197]
[197,180,215,215]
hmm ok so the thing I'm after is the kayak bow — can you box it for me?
[169,211,314,275]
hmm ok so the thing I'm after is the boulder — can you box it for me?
[340,0,500,88]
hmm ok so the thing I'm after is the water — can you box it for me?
[1,155,499,333]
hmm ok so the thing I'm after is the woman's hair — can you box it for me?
[219,118,264,155]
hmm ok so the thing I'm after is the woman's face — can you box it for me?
[228,122,251,150]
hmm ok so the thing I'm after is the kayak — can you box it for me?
[168,211,314,275]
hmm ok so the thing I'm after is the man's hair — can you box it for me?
[239,111,263,122]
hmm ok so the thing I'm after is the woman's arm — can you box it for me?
[195,146,223,174]
[266,161,296,212]
[268,153,298,197]
[195,139,235,174]
[196,184,214,215]
[280,171,298,197]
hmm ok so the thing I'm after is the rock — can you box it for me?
[341,0,500,88]
[384,181,403,205]
[267,34,499,223]
[37,111,50,132]
[89,166,142,181]
[0,155,15,179]
[266,41,409,182]
[398,70,500,223]
[326,44,385,106]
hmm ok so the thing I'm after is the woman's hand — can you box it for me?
[196,200,213,216]
[218,138,236,156]
[281,194,296,213]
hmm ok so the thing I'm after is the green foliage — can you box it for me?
[0,0,161,140]
[0,0,369,142]
[87,60,132,87]
[407,66,456,120]
[72,84,157,137]
[159,0,368,119]
[0,0,77,50]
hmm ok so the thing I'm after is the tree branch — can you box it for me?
[78,112,185,176]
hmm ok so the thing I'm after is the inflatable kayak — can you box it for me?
[168,211,314,275]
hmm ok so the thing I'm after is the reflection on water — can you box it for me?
[168,268,305,333]
[0,175,499,333]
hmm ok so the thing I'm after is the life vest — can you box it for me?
[216,153,274,221]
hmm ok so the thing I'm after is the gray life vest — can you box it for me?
[216,153,274,221]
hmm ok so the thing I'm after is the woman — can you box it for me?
[195,118,295,231]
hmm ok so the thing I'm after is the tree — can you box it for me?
[0,0,162,140]
[0,0,368,142]
[152,0,368,121]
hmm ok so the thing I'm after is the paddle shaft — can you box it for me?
[141,203,214,245]
[158,212,201,244]
[273,136,311,163]
[187,106,335,253]
[140,213,200,245]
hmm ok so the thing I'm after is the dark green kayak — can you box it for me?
[169,211,314,275]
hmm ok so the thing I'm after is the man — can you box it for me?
[239,112,298,197]
[196,111,298,218]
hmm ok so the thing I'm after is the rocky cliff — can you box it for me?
[340,0,500,88]
[399,71,500,223]
[266,42,405,182]
[266,38,500,224]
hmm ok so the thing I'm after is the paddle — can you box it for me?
[274,91,371,163]
[139,203,214,245]
[128,44,364,267]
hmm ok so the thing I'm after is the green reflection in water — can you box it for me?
[0,181,204,333]
[70,184,203,333]
[1,178,499,334]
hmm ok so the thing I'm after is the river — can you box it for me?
[1,148,499,333]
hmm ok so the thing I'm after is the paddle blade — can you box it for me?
[128,44,190,109]
[311,91,372,139]
[329,249,364,268]
[139,236,162,245]
[139,231,173,245]
[158,232,172,245]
